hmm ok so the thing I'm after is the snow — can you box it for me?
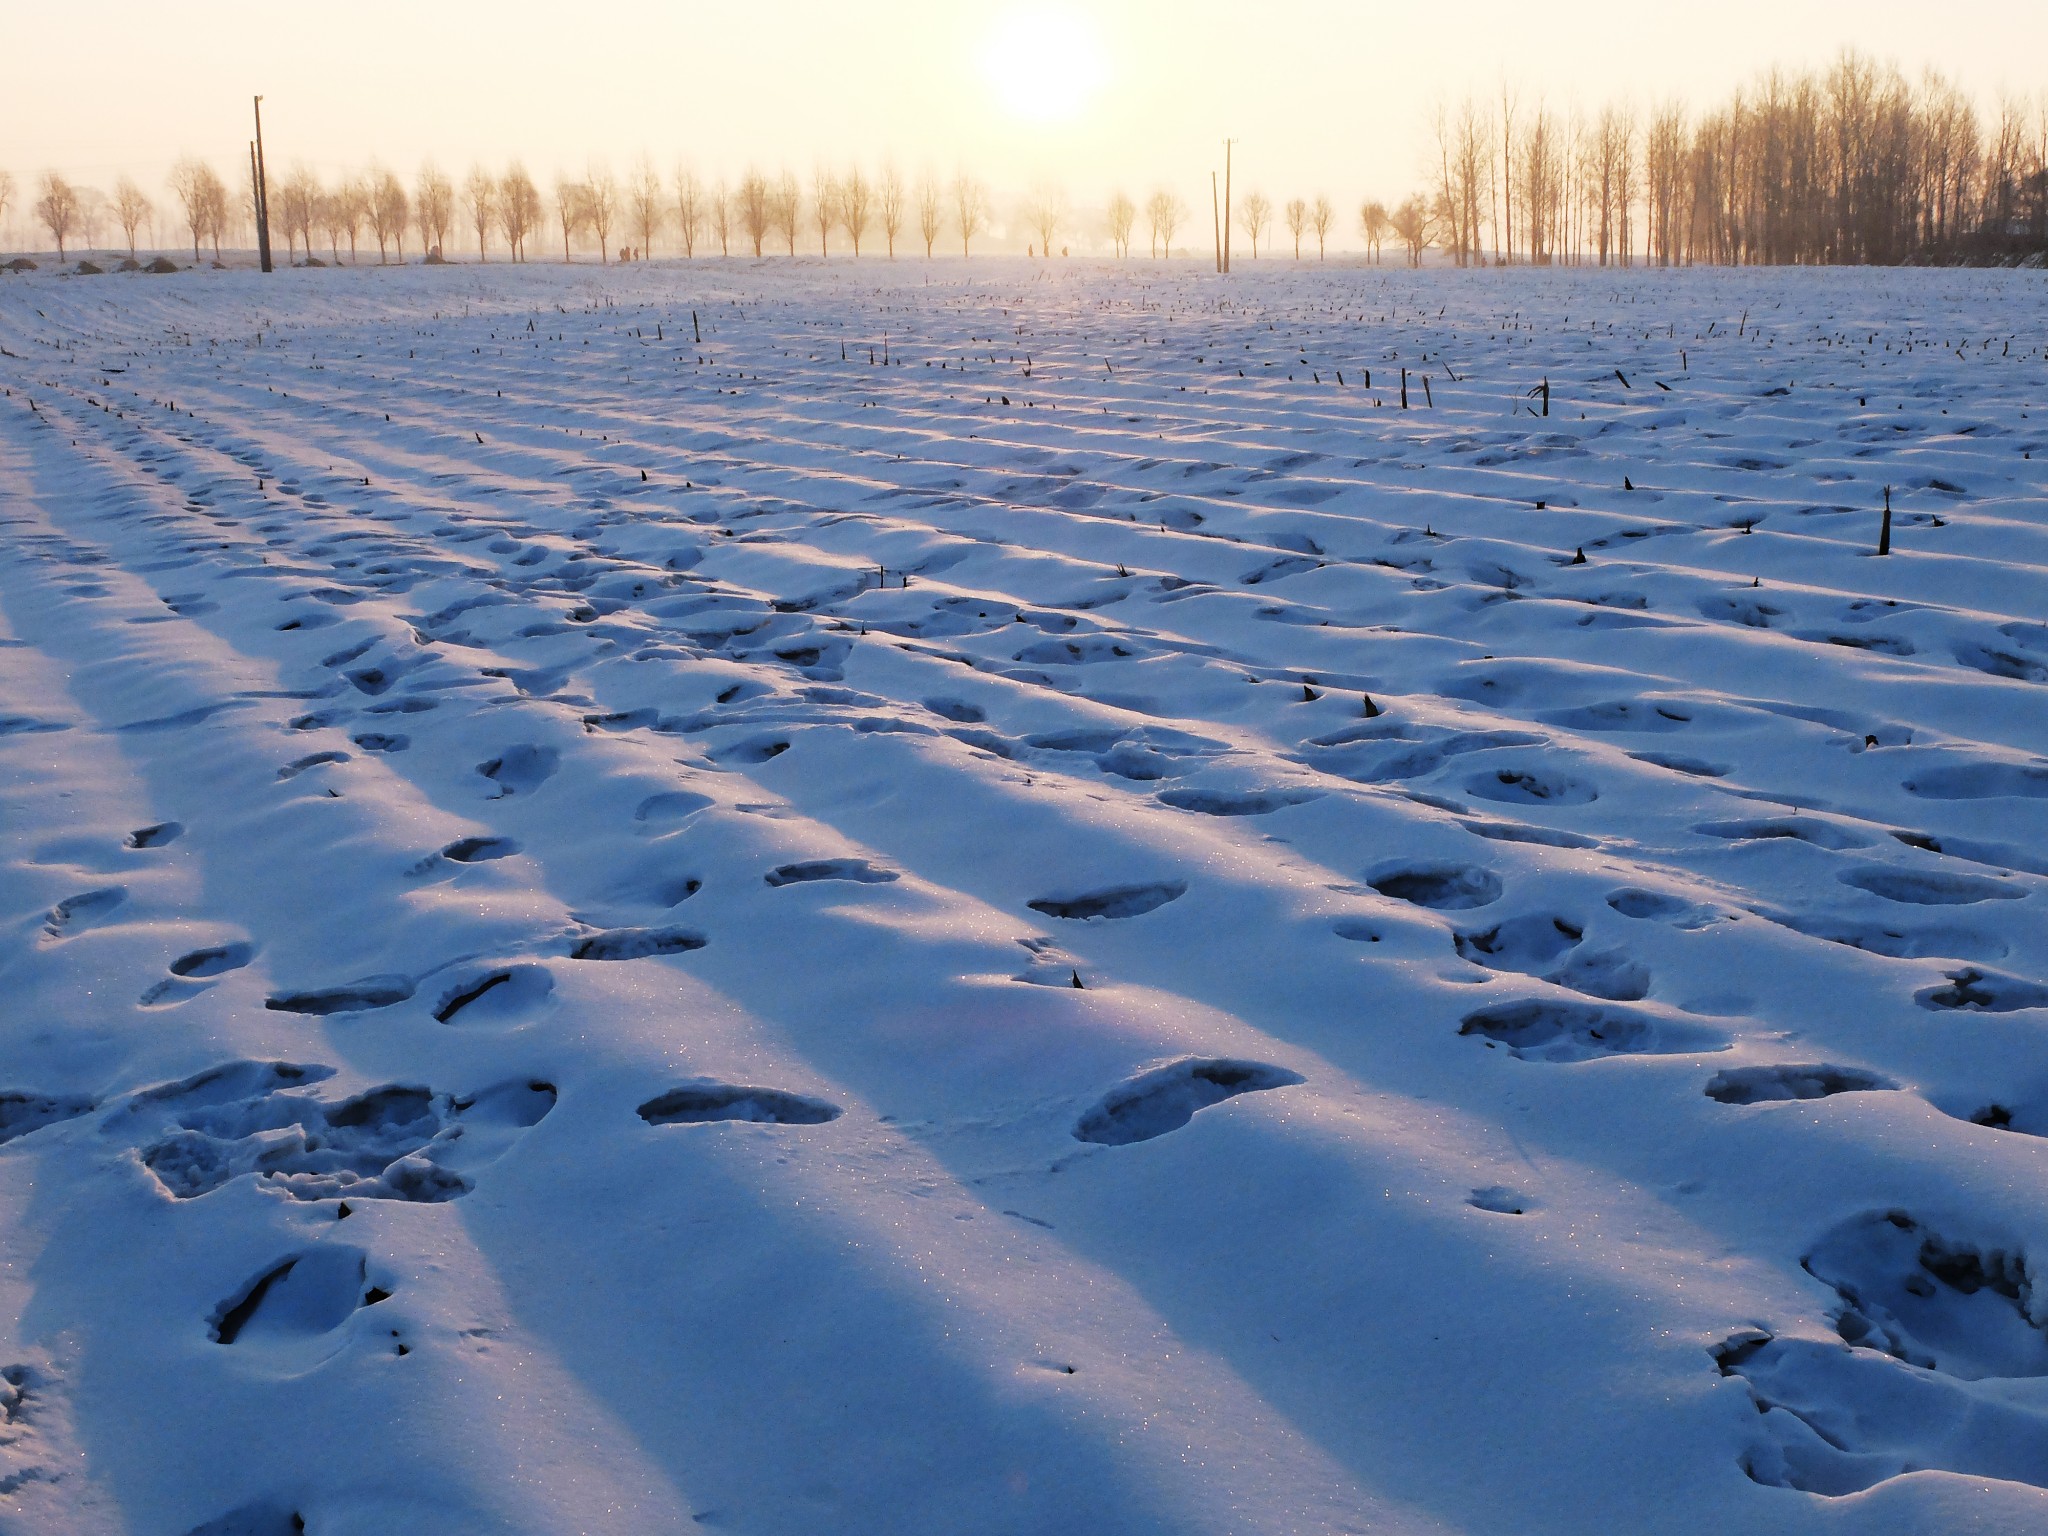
[0,256,2045,1534]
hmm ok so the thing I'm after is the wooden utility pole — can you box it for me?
[1223,139,1235,273]
[252,95,274,273]
[1211,172,1221,272]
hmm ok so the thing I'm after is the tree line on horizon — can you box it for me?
[1424,51,2048,267]
[7,52,2048,272]
[0,158,1212,268]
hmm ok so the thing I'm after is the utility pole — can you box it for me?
[252,95,274,273]
[1211,171,1221,273]
[1223,139,1235,273]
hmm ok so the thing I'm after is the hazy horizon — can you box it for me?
[9,0,2048,217]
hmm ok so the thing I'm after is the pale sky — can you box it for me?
[6,0,2048,249]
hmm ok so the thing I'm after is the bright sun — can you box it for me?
[977,5,1110,126]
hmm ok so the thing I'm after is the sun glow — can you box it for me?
[977,5,1111,126]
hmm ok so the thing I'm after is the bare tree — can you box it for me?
[1145,189,1184,257]
[585,164,617,261]
[38,174,82,259]
[1237,190,1272,257]
[1499,80,1520,263]
[953,173,987,256]
[197,166,229,261]
[334,179,366,261]
[169,160,214,260]
[1358,200,1390,263]
[553,175,588,261]
[113,177,153,258]
[1027,181,1065,256]
[1389,195,1433,265]
[464,166,496,260]
[365,169,408,263]
[710,180,732,256]
[75,186,110,253]
[317,187,352,262]
[917,174,944,257]
[811,166,839,255]
[275,166,319,262]
[1310,194,1334,258]
[628,159,662,260]
[500,164,540,261]
[772,171,800,255]
[673,166,703,257]
[879,163,904,256]
[737,170,770,256]
[1284,196,1308,258]
[1642,101,1685,266]
[841,165,872,256]
[1430,99,1485,266]
[0,172,14,247]
[1105,190,1136,257]
[416,164,454,258]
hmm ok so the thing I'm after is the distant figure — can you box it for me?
[1061,245,1068,257]
[1027,244,1034,259]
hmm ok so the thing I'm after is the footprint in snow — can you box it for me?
[1073,1058,1303,1146]
[1839,867,2024,905]
[210,1245,381,1360]
[765,859,899,887]
[1465,768,1597,806]
[177,1503,306,1536]
[122,1061,555,1203]
[1370,863,1502,910]
[1459,999,1719,1062]
[265,974,415,1015]
[638,1083,841,1126]
[1029,881,1186,921]
[0,1092,97,1147]
[1704,1065,1897,1103]
[432,964,554,1025]
[1719,1211,2048,1495]
[568,926,706,961]
[476,744,558,798]
[1156,787,1321,816]
[1916,967,2048,1012]
[42,887,126,941]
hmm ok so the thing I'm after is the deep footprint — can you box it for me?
[265,975,415,1015]
[1371,864,1503,910]
[133,1066,554,1202]
[1074,1058,1304,1146]
[1029,881,1186,921]
[1459,1000,1719,1062]
[765,859,900,887]
[212,1247,372,1346]
[1705,1065,1897,1104]
[42,887,126,940]
[170,942,254,979]
[569,927,707,961]
[0,1091,96,1147]
[638,1084,841,1125]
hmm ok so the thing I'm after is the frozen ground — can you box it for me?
[0,256,2045,1535]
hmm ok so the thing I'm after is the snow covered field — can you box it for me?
[1,255,2046,1535]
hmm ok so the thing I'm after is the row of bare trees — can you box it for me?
[1417,51,2048,266]
[234,158,1214,264]
[24,54,2048,272]
[2,168,207,261]
[6,154,1256,267]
